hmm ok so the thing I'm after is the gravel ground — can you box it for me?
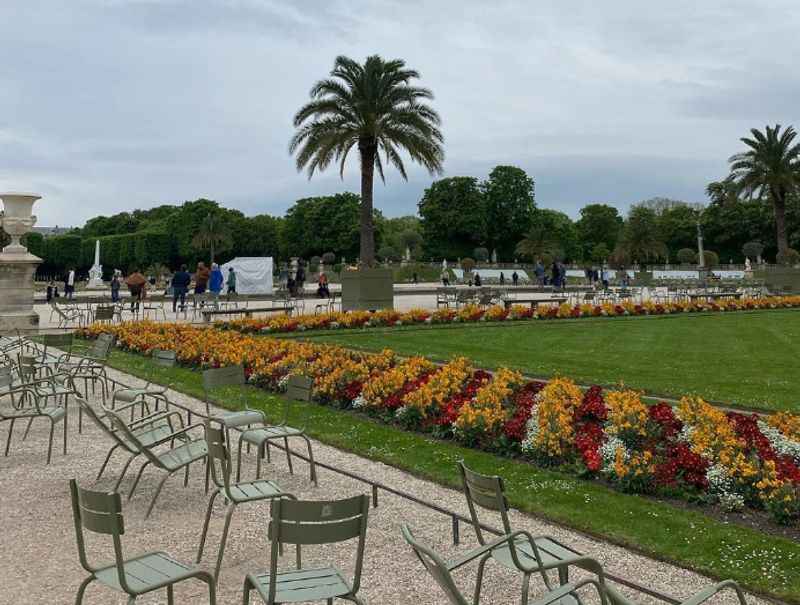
[0,364,768,605]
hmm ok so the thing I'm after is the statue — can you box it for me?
[86,239,105,289]
[745,257,752,274]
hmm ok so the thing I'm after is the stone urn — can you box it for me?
[1,193,40,255]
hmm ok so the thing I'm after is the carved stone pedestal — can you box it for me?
[0,253,41,333]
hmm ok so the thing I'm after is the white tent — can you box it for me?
[220,257,273,295]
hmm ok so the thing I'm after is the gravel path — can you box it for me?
[0,364,769,605]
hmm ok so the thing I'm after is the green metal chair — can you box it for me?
[0,373,67,464]
[242,494,369,605]
[402,525,604,605]
[197,422,296,583]
[202,364,267,444]
[237,374,317,484]
[76,397,188,491]
[111,349,176,421]
[105,409,208,518]
[459,461,597,605]
[69,479,217,605]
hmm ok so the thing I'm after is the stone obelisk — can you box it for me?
[86,239,105,289]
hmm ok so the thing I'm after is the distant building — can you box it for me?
[32,226,72,237]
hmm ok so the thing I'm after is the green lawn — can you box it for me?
[305,309,800,413]
[96,345,800,602]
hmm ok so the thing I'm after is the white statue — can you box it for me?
[86,239,105,289]
[745,257,752,271]
[442,258,448,269]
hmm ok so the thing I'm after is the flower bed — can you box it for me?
[81,321,800,525]
[214,296,800,335]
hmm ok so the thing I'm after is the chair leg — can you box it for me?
[167,585,174,605]
[214,503,237,581]
[4,418,15,456]
[197,489,221,563]
[74,576,95,605]
[97,444,120,481]
[47,420,55,464]
[127,596,136,605]
[236,438,244,483]
[22,417,34,440]
[184,463,190,487]
[473,553,490,605]
[242,577,252,605]
[113,454,138,491]
[520,572,532,605]
[146,471,173,518]
[303,435,317,485]
[128,461,151,500]
[63,408,68,455]
[255,443,263,480]
[284,437,293,475]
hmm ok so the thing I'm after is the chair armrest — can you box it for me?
[530,579,608,605]
[160,422,205,440]
[127,410,185,431]
[678,581,747,605]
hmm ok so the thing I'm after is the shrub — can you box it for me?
[676,248,696,265]
[473,247,489,262]
[742,241,764,261]
[378,245,400,262]
[777,248,800,266]
[460,257,476,272]
[321,252,336,265]
[701,250,719,267]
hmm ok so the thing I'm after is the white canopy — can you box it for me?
[220,257,273,295]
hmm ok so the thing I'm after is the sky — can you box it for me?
[1,0,799,227]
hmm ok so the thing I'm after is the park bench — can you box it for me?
[201,305,291,322]
[503,296,569,310]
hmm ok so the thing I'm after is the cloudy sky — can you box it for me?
[1,0,798,227]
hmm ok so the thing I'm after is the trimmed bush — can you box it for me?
[676,248,696,264]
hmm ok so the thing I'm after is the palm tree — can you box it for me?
[728,124,800,257]
[191,213,232,263]
[514,224,563,265]
[290,55,444,265]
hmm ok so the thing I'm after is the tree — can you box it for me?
[418,177,486,259]
[515,210,576,264]
[482,165,535,260]
[702,250,720,267]
[377,245,400,262]
[291,55,444,265]
[590,243,611,263]
[677,248,696,264]
[282,193,362,260]
[576,204,622,260]
[191,212,233,263]
[398,230,422,258]
[728,124,800,258]
[617,206,667,264]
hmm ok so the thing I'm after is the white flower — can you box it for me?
[759,420,800,463]
[521,408,540,454]
[329,322,340,329]
[352,394,368,409]
[599,437,627,473]
[277,375,290,392]
[395,405,411,419]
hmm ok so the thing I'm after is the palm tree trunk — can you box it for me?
[210,241,215,264]
[359,139,376,266]
[771,187,789,257]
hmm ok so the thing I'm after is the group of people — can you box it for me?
[168,262,237,312]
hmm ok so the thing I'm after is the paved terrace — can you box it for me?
[0,365,770,605]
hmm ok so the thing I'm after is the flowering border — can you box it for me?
[214,296,800,335]
[81,321,800,526]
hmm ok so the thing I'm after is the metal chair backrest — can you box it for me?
[205,422,233,495]
[77,398,139,454]
[42,332,74,357]
[267,495,369,602]
[69,479,132,592]
[16,354,38,383]
[202,364,247,416]
[94,306,116,322]
[90,333,116,360]
[286,375,313,402]
[458,461,512,545]
[152,349,177,367]
[401,525,469,605]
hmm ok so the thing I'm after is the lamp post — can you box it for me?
[0,193,43,333]
[696,217,707,286]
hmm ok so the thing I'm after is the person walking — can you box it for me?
[65,268,75,300]
[110,272,121,303]
[171,264,191,313]
[440,268,450,287]
[125,269,146,313]
[295,264,306,294]
[194,262,210,294]
[551,261,560,289]
[209,262,224,304]
[474,272,482,287]
[534,260,545,286]
[226,267,237,294]
[601,265,610,290]
[499,272,505,286]
[46,280,57,302]
[512,271,519,286]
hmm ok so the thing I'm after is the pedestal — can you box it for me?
[0,252,41,333]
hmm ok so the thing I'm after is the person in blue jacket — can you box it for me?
[209,262,224,298]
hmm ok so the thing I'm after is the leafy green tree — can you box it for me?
[291,55,444,265]
[418,177,486,259]
[702,250,720,267]
[482,165,535,260]
[576,204,622,260]
[398,230,422,258]
[192,212,233,263]
[617,206,667,263]
[232,214,283,259]
[377,244,400,262]
[473,247,489,262]
[742,241,764,262]
[515,209,577,264]
[728,124,800,258]
[590,242,611,263]
[282,193,363,260]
